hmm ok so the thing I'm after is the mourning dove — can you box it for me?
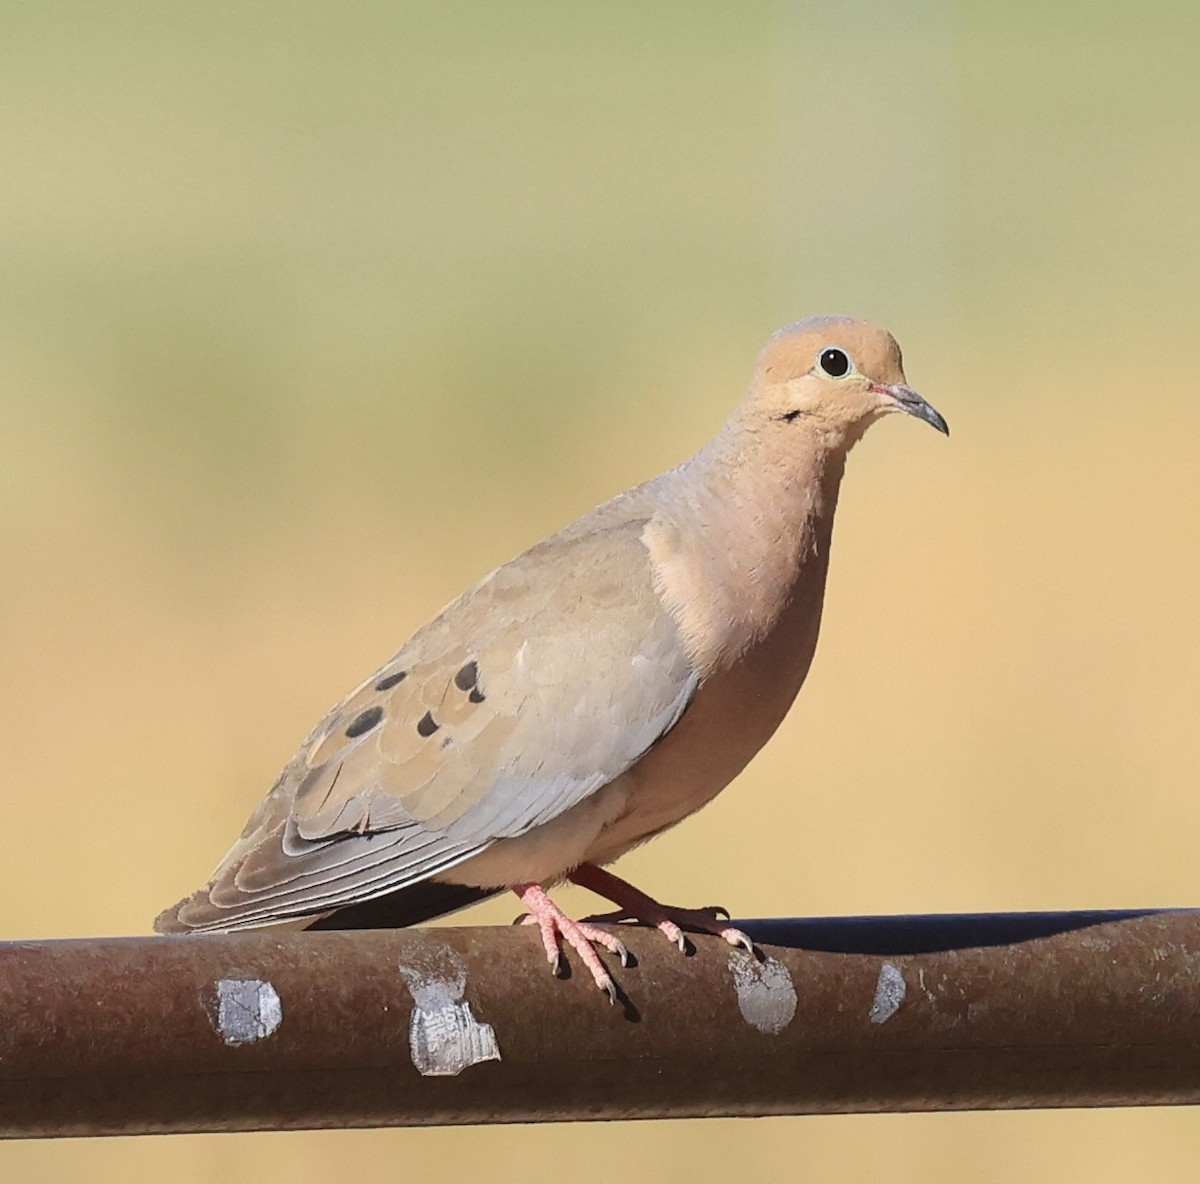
[156,316,948,1001]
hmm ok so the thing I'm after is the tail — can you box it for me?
[154,878,499,934]
[153,888,313,934]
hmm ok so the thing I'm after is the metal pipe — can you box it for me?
[1,909,1198,1138]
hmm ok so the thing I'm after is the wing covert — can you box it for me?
[157,515,697,932]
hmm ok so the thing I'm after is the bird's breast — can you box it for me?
[583,567,828,865]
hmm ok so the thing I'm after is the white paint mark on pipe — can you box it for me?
[210,978,283,1046]
[729,954,797,1034]
[869,961,907,1024]
[400,950,500,1077]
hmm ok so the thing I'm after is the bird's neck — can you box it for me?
[646,422,852,674]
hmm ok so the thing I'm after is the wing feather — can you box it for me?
[156,512,697,933]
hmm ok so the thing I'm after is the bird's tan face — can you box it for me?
[752,316,948,442]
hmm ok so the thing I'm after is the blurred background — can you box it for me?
[3,1,1200,1180]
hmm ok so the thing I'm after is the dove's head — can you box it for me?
[750,316,948,445]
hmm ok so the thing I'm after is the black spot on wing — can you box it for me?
[375,670,408,691]
[417,711,440,737]
[345,705,384,738]
[468,688,485,704]
[454,660,479,691]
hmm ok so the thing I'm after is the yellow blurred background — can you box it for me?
[3,2,1200,1180]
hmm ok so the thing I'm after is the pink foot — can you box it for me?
[569,863,756,955]
[513,883,629,1004]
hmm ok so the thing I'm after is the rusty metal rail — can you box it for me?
[2,909,1199,1138]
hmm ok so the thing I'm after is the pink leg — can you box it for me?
[569,863,755,955]
[512,883,629,1004]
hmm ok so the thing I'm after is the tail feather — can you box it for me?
[308,880,500,930]
[154,877,500,935]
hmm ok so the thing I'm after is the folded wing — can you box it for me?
[156,516,697,932]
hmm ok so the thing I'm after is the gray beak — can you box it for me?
[877,383,949,436]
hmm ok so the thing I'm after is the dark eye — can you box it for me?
[818,347,851,378]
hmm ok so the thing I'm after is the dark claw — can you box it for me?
[711,905,731,920]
